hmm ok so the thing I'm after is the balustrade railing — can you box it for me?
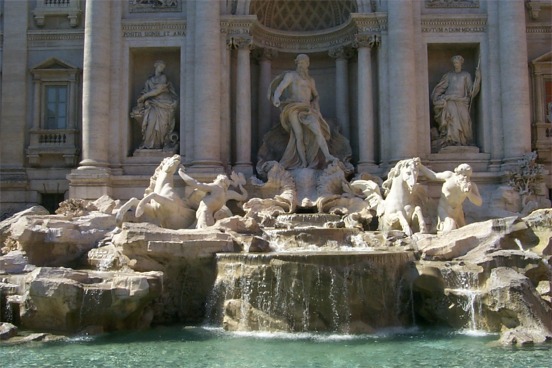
[27,129,80,166]
[33,0,81,27]
[43,0,71,7]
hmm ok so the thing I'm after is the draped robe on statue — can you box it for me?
[269,72,332,170]
[139,75,178,149]
[431,70,474,146]
[278,102,331,169]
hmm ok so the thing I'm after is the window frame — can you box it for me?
[44,83,70,130]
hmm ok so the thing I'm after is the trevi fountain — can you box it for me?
[0,0,551,367]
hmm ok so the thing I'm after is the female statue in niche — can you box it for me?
[131,60,178,150]
[431,55,481,148]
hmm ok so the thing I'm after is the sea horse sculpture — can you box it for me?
[115,155,195,229]
[351,158,427,236]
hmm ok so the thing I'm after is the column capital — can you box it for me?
[253,47,278,62]
[227,35,253,50]
[328,46,354,60]
[353,34,380,49]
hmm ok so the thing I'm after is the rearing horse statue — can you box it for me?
[115,154,196,229]
[351,158,427,236]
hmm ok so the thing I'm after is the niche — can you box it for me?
[128,48,180,156]
[427,44,481,153]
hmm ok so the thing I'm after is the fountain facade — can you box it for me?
[0,0,551,347]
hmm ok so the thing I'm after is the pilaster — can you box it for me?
[0,0,29,213]
[0,1,28,169]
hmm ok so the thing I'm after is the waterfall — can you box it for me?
[206,251,416,333]
[78,287,104,329]
[442,269,483,334]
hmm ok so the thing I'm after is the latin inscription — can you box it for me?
[123,30,185,38]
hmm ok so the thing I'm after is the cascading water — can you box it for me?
[79,287,104,329]
[206,251,417,333]
[441,268,483,334]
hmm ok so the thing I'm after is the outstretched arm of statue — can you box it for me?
[417,163,449,182]
[414,158,435,179]
[178,167,211,192]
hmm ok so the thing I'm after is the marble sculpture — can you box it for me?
[431,55,481,148]
[130,60,178,150]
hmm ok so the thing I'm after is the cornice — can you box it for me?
[526,24,552,34]
[27,30,84,43]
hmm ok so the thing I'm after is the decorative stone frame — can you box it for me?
[33,0,83,28]
[526,0,552,20]
[530,51,552,188]
[27,58,81,167]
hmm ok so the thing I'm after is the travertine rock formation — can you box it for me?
[0,197,550,347]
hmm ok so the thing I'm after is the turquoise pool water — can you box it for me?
[1,326,550,368]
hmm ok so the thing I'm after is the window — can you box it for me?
[45,85,68,129]
[27,58,81,167]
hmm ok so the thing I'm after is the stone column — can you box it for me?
[183,0,196,165]
[79,0,112,169]
[499,0,532,164]
[354,34,379,173]
[257,48,277,146]
[68,0,113,199]
[387,0,418,161]
[219,34,232,169]
[329,47,352,138]
[485,0,503,170]
[232,36,254,176]
[378,29,390,169]
[192,0,223,172]
[0,0,28,169]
